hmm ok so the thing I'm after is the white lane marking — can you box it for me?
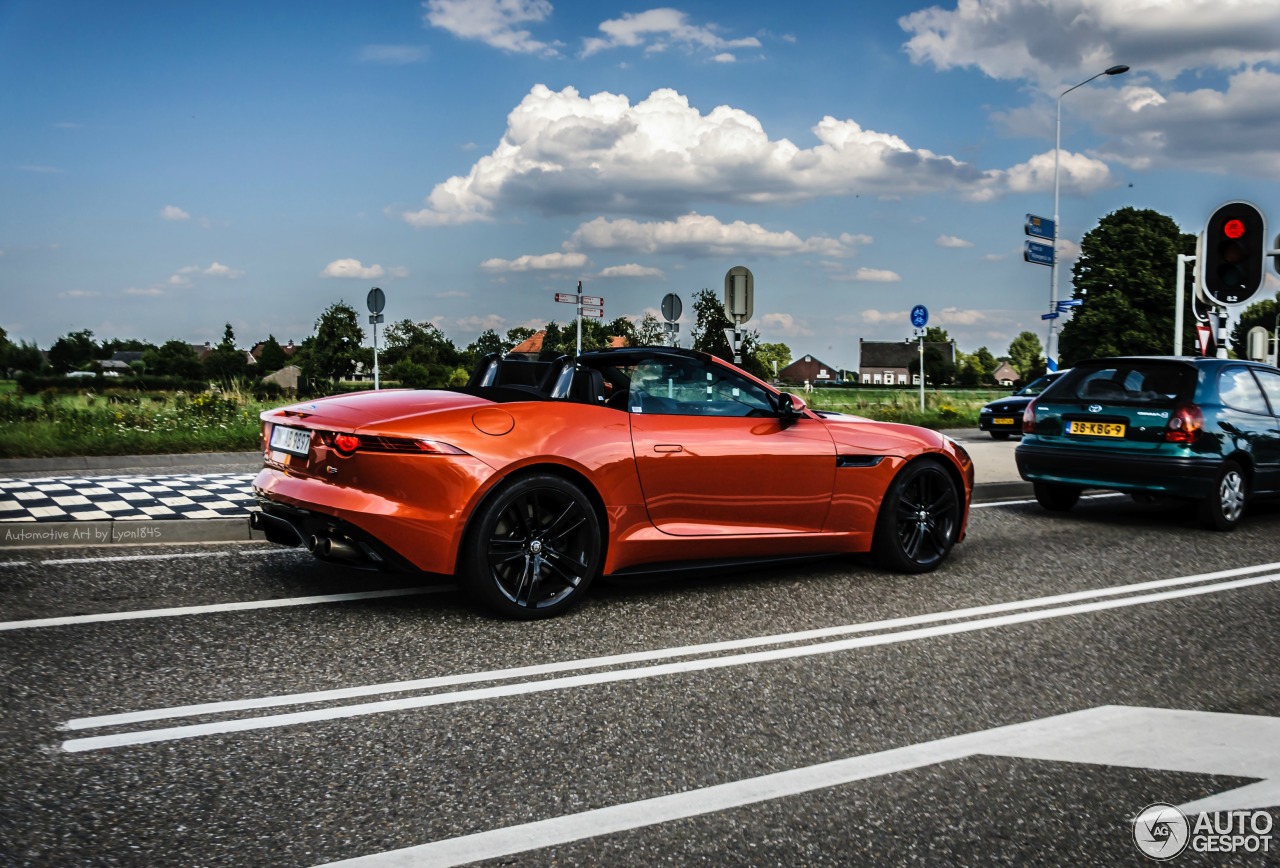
[0,561,31,568]
[972,493,1124,509]
[40,548,300,566]
[313,705,1280,867]
[62,561,1280,733]
[0,586,452,632]
[60,570,1280,752]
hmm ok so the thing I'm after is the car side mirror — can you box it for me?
[777,391,806,427]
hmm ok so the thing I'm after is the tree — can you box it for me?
[382,319,462,369]
[203,323,249,383]
[755,342,792,379]
[307,301,366,384]
[256,335,288,374]
[0,326,11,372]
[48,329,97,372]
[1058,207,1197,364]
[1007,331,1043,377]
[8,340,45,374]
[922,326,951,344]
[505,326,536,347]
[688,288,766,377]
[604,316,637,348]
[635,312,664,346]
[971,346,998,383]
[467,329,507,360]
[142,340,203,379]
[1229,294,1278,359]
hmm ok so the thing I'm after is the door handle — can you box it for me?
[653,444,683,453]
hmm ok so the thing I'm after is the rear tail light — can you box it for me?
[1022,400,1038,434]
[1165,404,1204,444]
[321,432,466,455]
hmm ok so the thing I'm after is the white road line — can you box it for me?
[40,548,298,566]
[60,570,1280,752]
[972,493,1124,509]
[0,586,452,632]
[314,705,1280,867]
[62,561,1280,733]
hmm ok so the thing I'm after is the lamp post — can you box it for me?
[1048,64,1129,368]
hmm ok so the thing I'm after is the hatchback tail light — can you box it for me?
[1165,404,1204,444]
[1022,400,1038,434]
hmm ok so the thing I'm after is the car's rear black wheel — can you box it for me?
[873,459,961,573]
[462,474,602,619]
[1198,460,1246,531]
[1034,482,1080,512]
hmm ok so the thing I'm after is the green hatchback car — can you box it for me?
[1015,356,1280,530]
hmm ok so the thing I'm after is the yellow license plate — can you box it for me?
[993,417,1016,426]
[1069,420,1126,438]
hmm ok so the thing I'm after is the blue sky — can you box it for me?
[3,0,1280,371]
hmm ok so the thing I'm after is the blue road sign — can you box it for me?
[1025,214,1056,240]
[910,304,928,328]
[1056,298,1083,309]
[1024,240,1054,266]
[1040,311,1060,320]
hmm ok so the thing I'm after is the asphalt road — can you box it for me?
[2,488,1278,865]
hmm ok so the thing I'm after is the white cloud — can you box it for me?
[160,205,190,221]
[937,307,986,325]
[712,53,736,64]
[899,0,1280,87]
[124,287,165,297]
[568,213,851,258]
[596,263,665,279]
[321,258,404,279]
[203,262,245,279]
[582,8,761,58]
[849,268,902,283]
[403,85,1013,227]
[456,314,507,333]
[58,289,99,298]
[478,251,588,272]
[998,149,1116,196]
[424,0,557,56]
[860,309,908,324]
[359,44,427,64]
[759,312,813,338]
[936,234,974,248]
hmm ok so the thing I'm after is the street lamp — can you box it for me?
[1048,63,1129,368]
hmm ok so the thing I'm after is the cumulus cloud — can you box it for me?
[161,205,190,221]
[936,234,974,248]
[424,0,557,56]
[998,149,1116,196]
[582,8,761,58]
[849,268,902,283]
[900,0,1280,87]
[478,251,588,272]
[860,309,909,324]
[403,85,1009,227]
[203,261,245,278]
[321,258,405,279]
[568,213,851,258]
[937,307,986,325]
[124,287,165,297]
[596,263,665,279]
[759,312,813,338]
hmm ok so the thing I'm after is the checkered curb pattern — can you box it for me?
[0,473,257,522]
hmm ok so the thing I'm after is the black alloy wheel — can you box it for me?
[1033,482,1081,512]
[463,474,602,619]
[873,460,961,573]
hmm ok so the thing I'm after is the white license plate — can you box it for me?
[269,424,313,457]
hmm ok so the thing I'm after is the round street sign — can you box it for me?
[367,287,386,314]
[910,304,928,329]
[661,292,682,323]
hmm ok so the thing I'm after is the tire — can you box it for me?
[461,474,602,619]
[1198,460,1246,531]
[1034,482,1080,512]
[990,431,1011,441]
[872,460,962,573]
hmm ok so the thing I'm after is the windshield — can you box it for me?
[1016,374,1058,397]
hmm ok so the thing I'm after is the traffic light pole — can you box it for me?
[1174,252,1194,356]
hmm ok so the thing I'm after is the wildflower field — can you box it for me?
[0,383,269,458]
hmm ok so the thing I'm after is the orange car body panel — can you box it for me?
[254,365,973,578]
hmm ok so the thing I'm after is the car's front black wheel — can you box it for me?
[462,474,602,619]
[1034,482,1080,512]
[1198,460,1246,531]
[873,459,961,573]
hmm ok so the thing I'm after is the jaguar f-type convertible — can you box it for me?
[251,347,973,618]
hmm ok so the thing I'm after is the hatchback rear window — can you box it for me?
[1057,363,1193,405]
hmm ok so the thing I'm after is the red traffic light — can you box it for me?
[1223,219,1246,239]
[1200,200,1266,306]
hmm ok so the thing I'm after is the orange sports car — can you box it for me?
[251,347,973,618]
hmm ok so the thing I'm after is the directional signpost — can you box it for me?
[660,293,682,346]
[1025,213,1055,241]
[724,266,754,364]
[367,287,386,390]
[1024,240,1054,266]
[555,283,604,355]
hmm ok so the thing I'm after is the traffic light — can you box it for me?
[1200,201,1266,306]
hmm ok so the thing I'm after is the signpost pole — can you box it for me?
[1174,253,1194,356]
[366,287,386,391]
[918,333,925,412]
[576,280,583,357]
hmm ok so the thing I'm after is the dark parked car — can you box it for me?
[1016,356,1280,530]
[977,371,1064,439]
